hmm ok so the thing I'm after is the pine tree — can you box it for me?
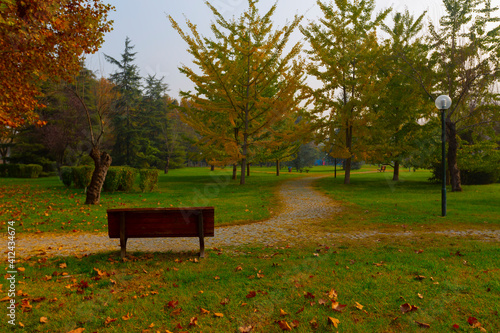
[104,37,142,166]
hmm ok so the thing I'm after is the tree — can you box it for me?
[411,0,500,191]
[301,0,391,184]
[0,0,113,128]
[169,0,306,184]
[66,69,115,205]
[105,37,142,167]
[377,9,432,181]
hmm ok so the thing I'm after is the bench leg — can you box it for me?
[198,212,205,258]
[120,212,127,259]
[120,236,128,259]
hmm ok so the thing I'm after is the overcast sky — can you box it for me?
[85,0,500,99]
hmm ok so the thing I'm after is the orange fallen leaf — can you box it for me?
[328,289,338,300]
[17,267,25,272]
[327,316,340,328]
[40,317,48,323]
[59,263,67,268]
[417,293,424,299]
[277,320,292,331]
[332,301,347,312]
[67,328,85,333]
[200,308,210,314]
[189,317,198,326]
[355,302,364,310]
[122,313,131,320]
[280,309,288,316]
[214,313,224,318]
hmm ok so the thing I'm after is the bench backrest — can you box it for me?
[107,207,215,238]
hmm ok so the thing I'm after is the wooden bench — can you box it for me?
[107,207,214,258]
[377,165,386,172]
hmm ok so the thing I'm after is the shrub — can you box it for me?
[60,167,73,187]
[139,169,159,193]
[117,167,136,192]
[103,167,121,193]
[6,164,23,178]
[72,165,94,189]
[429,162,500,185]
[0,164,7,177]
[23,164,43,178]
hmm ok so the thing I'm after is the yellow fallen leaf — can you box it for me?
[355,302,364,310]
[67,328,85,333]
[328,289,338,300]
[59,263,67,268]
[418,293,423,299]
[17,267,25,272]
[327,316,340,328]
[280,309,288,316]
[40,317,48,323]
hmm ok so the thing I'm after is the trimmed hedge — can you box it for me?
[139,169,159,193]
[103,166,121,193]
[60,167,73,187]
[102,166,138,193]
[73,165,94,189]
[0,164,43,178]
[117,167,136,192]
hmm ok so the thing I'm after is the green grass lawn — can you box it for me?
[314,169,500,232]
[0,167,303,234]
[2,165,499,332]
[7,237,500,332]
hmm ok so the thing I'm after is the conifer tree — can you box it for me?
[169,0,305,184]
[104,37,142,166]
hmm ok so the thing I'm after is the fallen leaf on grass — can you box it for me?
[304,292,315,299]
[328,289,338,300]
[40,317,48,323]
[17,267,25,272]
[327,317,340,328]
[452,324,460,329]
[189,317,198,326]
[214,313,224,318]
[67,328,85,333]
[246,291,257,298]
[239,325,253,332]
[296,306,304,314]
[200,308,210,314]
[59,263,67,268]
[417,293,424,299]
[122,313,131,320]
[104,316,116,325]
[331,301,347,312]
[309,319,319,329]
[280,309,288,316]
[220,298,230,305]
[415,321,430,328]
[277,320,292,331]
[415,275,426,280]
[400,303,418,314]
[167,300,179,308]
[355,302,364,310]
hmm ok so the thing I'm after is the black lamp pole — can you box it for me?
[441,108,447,217]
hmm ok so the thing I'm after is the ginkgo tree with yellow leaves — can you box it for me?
[301,0,391,184]
[169,0,306,185]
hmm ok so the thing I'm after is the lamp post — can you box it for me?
[435,95,452,217]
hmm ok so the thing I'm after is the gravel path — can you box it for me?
[15,175,500,258]
[16,175,340,258]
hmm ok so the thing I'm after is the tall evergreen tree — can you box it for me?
[104,37,142,166]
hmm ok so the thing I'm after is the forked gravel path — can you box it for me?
[16,175,500,258]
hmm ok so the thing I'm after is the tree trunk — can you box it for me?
[393,160,400,181]
[446,120,462,192]
[276,160,280,176]
[247,163,250,177]
[210,164,215,171]
[86,147,112,205]
[232,164,237,180]
[164,156,170,174]
[344,157,351,184]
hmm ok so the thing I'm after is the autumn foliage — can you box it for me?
[0,0,113,127]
